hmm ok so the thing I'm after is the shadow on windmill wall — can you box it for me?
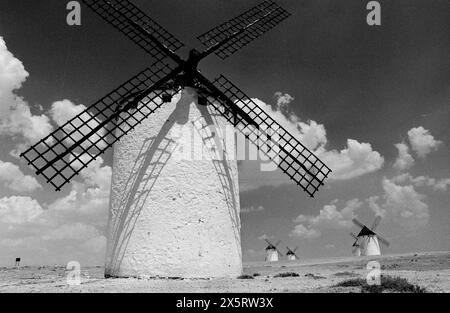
[105,89,240,277]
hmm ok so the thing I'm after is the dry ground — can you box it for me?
[0,251,449,293]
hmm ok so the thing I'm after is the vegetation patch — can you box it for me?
[333,271,358,277]
[334,276,427,293]
[237,274,254,280]
[305,273,326,280]
[274,272,300,278]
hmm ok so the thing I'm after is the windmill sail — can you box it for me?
[371,215,382,231]
[21,62,180,191]
[82,0,184,62]
[199,75,331,197]
[197,0,291,60]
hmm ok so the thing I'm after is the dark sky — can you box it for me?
[0,0,449,264]
[1,0,449,156]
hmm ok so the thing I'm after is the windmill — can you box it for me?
[286,246,299,261]
[349,233,361,257]
[352,216,390,256]
[20,0,331,278]
[265,239,282,262]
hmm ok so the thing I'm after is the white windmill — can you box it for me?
[352,217,390,256]
[349,233,361,257]
[265,239,282,262]
[286,246,299,261]
[21,0,332,278]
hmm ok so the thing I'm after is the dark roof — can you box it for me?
[357,225,376,237]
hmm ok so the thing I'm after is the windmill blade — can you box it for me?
[274,240,281,247]
[371,216,382,231]
[197,0,291,60]
[376,234,391,247]
[264,239,273,246]
[350,232,358,240]
[285,246,292,254]
[197,74,331,197]
[293,247,298,253]
[352,218,366,229]
[82,0,184,63]
[21,62,181,191]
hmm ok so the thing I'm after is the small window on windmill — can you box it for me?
[162,93,172,103]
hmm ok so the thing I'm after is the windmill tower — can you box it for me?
[350,233,361,257]
[352,217,390,256]
[21,0,331,278]
[286,246,299,261]
[265,239,281,262]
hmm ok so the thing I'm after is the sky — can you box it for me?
[0,0,449,266]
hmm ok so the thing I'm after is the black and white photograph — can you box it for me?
[0,0,449,299]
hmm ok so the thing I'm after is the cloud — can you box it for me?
[291,199,362,238]
[0,157,111,265]
[42,222,102,241]
[241,205,265,214]
[238,94,384,191]
[274,92,295,117]
[0,37,53,150]
[320,140,384,180]
[407,127,442,158]
[50,99,107,150]
[291,224,321,239]
[258,234,274,241]
[47,157,111,226]
[0,196,43,224]
[393,143,415,171]
[367,178,430,228]
[0,159,41,192]
[392,173,450,192]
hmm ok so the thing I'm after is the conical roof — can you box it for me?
[357,225,376,237]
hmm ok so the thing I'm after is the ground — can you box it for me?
[1,251,449,293]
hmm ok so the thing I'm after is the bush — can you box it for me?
[274,272,300,278]
[237,274,254,279]
[362,276,427,293]
[333,271,358,277]
[335,278,366,287]
[334,276,427,293]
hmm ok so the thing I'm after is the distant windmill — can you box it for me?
[20,0,331,278]
[265,239,282,262]
[349,233,361,257]
[352,216,390,256]
[15,258,21,268]
[286,246,299,261]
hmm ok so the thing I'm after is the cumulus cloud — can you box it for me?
[47,157,111,226]
[320,140,384,180]
[241,205,265,214]
[0,157,111,265]
[0,159,41,192]
[407,127,442,158]
[251,97,328,151]
[291,199,362,238]
[0,196,43,224]
[0,37,53,150]
[392,173,450,192]
[238,94,384,190]
[51,99,107,150]
[274,92,295,117]
[42,222,102,241]
[258,234,275,241]
[393,143,415,171]
[367,178,430,228]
